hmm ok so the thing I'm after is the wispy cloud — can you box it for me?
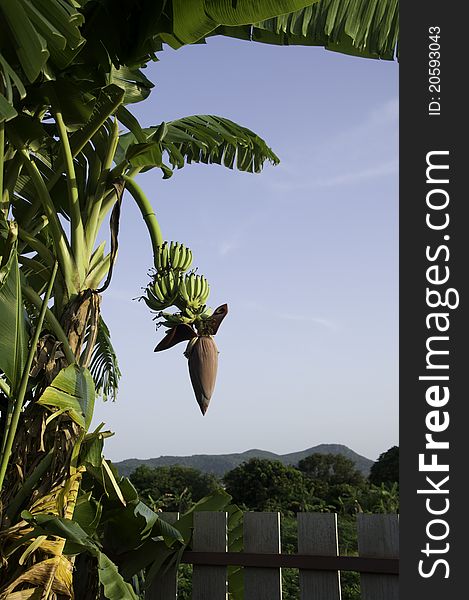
[319,97,398,153]
[219,240,240,256]
[261,97,398,194]
[279,158,398,191]
[274,312,339,331]
[240,301,339,332]
[368,98,399,126]
[216,212,264,257]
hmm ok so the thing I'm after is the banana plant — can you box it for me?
[0,94,282,597]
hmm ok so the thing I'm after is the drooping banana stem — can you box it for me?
[123,175,164,259]
[54,110,87,284]
[0,263,58,493]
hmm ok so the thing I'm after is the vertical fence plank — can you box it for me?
[192,511,227,600]
[145,512,179,600]
[357,514,399,600]
[244,512,282,600]
[298,513,342,600]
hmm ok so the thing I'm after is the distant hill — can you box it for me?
[114,444,374,478]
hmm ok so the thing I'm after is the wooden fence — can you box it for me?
[146,511,399,600]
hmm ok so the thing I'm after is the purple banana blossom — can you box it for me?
[154,304,228,414]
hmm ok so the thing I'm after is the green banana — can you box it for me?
[159,273,168,297]
[181,246,193,271]
[144,285,170,311]
[157,241,193,272]
[154,242,170,271]
[201,277,209,302]
[178,275,189,302]
[179,273,209,310]
[169,241,178,268]
[161,243,169,269]
[152,278,165,302]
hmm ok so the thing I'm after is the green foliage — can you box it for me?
[116,115,280,178]
[124,456,397,600]
[215,0,399,60]
[298,452,366,486]
[369,445,399,486]
[360,482,399,513]
[130,464,223,513]
[297,452,367,510]
[223,458,311,513]
[37,363,96,430]
[87,316,122,402]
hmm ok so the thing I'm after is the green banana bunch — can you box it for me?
[154,241,193,272]
[178,273,210,311]
[145,241,212,325]
[143,270,179,311]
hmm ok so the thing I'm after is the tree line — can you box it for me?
[129,446,399,515]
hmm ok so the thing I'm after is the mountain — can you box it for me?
[114,444,374,478]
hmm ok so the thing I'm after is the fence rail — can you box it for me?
[146,511,399,600]
[181,551,399,574]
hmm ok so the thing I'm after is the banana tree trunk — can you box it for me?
[0,291,101,598]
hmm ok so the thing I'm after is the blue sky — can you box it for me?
[92,36,398,463]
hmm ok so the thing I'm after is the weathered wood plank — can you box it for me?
[244,512,282,600]
[192,511,227,600]
[358,513,399,600]
[298,512,342,600]
[145,512,179,600]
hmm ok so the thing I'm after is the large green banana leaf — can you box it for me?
[37,364,95,431]
[212,0,399,59]
[0,0,85,121]
[78,0,317,64]
[164,0,316,45]
[115,115,280,177]
[81,0,397,63]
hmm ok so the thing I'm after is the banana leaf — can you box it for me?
[86,316,121,402]
[0,0,85,117]
[110,65,154,105]
[0,235,28,392]
[164,0,315,46]
[211,0,399,60]
[20,512,138,600]
[36,363,95,431]
[115,114,279,177]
